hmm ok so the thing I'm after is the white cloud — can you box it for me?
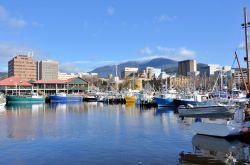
[238,41,246,50]
[138,46,196,61]
[0,5,40,28]
[155,14,177,23]
[9,18,27,28]
[107,6,115,16]
[139,47,152,55]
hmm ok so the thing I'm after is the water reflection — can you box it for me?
[179,135,250,164]
[0,102,198,164]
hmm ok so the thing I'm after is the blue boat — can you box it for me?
[153,97,176,107]
[49,93,83,103]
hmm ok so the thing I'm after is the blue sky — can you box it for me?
[0,0,249,72]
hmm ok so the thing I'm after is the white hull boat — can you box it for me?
[178,104,236,117]
[191,109,250,137]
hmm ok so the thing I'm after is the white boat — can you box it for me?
[178,102,236,117]
[191,107,250,137]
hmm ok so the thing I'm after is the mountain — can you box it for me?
[91,58,178,77]
[0,72,8,80]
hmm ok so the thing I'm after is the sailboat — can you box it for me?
[191,7,250,137]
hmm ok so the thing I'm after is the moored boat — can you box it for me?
[49,93,83,102]
[6,93,45,104]
[125,95,137,104]
[178,103,236,117]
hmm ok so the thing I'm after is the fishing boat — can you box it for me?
[174,93,208,107]
[124,90,138,104]
[6,93,45,104]
[124,95,137,104]
[153,95,176,107]
[49,93,83,102]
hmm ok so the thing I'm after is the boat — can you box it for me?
[6,93,45,104]
[153,89,177,107]
[49,93,83,102]
[174,93,208,107]
[124,95,137,104]
[83,94,98,102]
[124,90,138,104]
[178,102,236,117]
[191,105,250,137]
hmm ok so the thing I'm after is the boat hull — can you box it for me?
[125,96,137,104]
[6,96,45,104]
[153,97,175,107]
[178,106,235,117]
[174,99,200,107]
[49,95,83,103]
[191,122,242,137]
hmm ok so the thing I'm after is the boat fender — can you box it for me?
[241,127,250,134]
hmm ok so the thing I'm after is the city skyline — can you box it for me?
[0,0,250,72]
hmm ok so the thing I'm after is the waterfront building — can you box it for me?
[121,67,138,79]
[145,67,161,79]
[0,76,33,95]
[8,55,37,81]
[178,60,197,76]
[0,76,88,95]
[37,60,59,80]
[32,77,88,95]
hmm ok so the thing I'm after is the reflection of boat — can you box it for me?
[6,103,45,111]
[49,93,83,102]
[155,108,175,115]
[178,103,236,117]
[179,135,250,164]
[6,93,45,104]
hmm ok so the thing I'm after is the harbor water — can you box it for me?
[0,102,249,164]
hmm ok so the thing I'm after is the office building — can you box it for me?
[37,60,59,80]
[178,60,197,76]
[121,67,138,79]
[8,55,37,81]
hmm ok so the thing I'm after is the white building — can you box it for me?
[146,67,162,79]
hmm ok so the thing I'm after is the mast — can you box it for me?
[243,7,250,92]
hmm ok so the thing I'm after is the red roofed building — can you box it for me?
[0,76,33,95]
[32,77,88,95]
[0,77,88,95]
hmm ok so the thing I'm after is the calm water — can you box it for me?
[0,103,249,165]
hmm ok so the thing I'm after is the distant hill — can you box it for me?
[0,72,7,80]
[91,57,208,78]
[91,58,178,77]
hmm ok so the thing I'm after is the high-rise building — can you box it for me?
[121,67,138,79]
[37,60,59,80]
[8,55,37,81]
[178,60,197,76]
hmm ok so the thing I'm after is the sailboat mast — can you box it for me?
[244,7,250,92]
